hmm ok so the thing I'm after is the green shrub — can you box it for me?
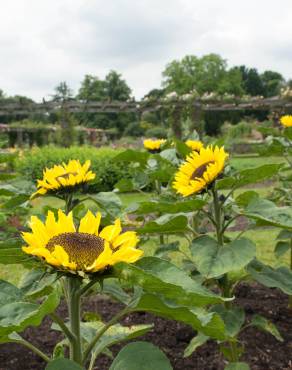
[16,146,132,193]
[145,126,167,138]
[123,122,145,137]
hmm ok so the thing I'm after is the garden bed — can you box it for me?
[0,283,291,370]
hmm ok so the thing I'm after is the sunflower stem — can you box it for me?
[67,277,83,364]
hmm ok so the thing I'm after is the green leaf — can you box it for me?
[237,164,282,187]
[2,194,29,208]
[81,322,152,355]
[46,358,85,370]
[216,177,236,190]
[183,333,209,357]
[90,192,122,218]
[283,127,292,140]
[224,363,250,370]
[277,229,292,240]
[102,279,132,304]
[0,173,17,181]
[114,179,135,192]
[243,198,292,230]
[128,199,206,215]
[113,257,228,307]
[114,150,149,167]
[19,269,57,298]
[154,242,180,256]
[250,314,283,341]
[0,280,23,305]
[274,241,291,258]
[247,260,292,295]
[0,290,60,336]
[235,191,259,208]
[0,184,18,196]
[0,238,32,265]
[109,341,172,370]
[132,293,226,340]
[172,139,192,158]
[212,305,245,338]
[189,236,256,278]
[138,214,188,234]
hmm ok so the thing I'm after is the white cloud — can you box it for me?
[0,0,291,101]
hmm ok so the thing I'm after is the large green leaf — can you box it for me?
[131,293,226,340]
[212,305,245,338]
[189,236,256,278]
[247,260,292,295]
[138,214,188,234]
[274,241,291,259]
[243,198,292,230]
[0,280,23,305]
[109,341,172,370]
[46,358,85,370]
[0,290,60,336]
[183,333,209,357]
[19,269,58,298]
[250,314,283,341]
[113,257,227,307]
[82,322,152,355]
[90,192,122,218]
[0,238,32,265]
[128,199,205,215]
[236,164,282,187]
[2,194,29,208]
[114,150,149,167]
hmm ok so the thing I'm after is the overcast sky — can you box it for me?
[1,0,292,101]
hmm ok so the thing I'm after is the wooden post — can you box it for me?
[190,106,204,137]
[171,106,182,139]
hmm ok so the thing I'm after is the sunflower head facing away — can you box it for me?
[280,115,292,128]
[32,160,96,198]
[22,210,143,275]
[173,146,229,197]
[185,140,203,152]
[143,139,166,152]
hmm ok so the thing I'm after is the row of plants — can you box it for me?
[0,116,291,369]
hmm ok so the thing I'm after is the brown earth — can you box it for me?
[0,283,291,370]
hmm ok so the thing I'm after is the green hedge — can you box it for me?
[16,146,132,193]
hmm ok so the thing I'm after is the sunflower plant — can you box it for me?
[151,145,285,368]
[0,155,236,370]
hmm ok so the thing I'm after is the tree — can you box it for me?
[52,81,74,102]
[104,70,131,101]
[261,70,284,97]
[77,71,133,134]
[162,53,243,96]
[236,66,265,96]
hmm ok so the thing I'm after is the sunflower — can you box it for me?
[185,140,203,152]
[173,146,228,196]
[22,210,143,274]
[280,115,292,127]
[32,160,95,198]
[143,139,166,152]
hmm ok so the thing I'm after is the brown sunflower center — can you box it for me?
[56,172,78,182]
[191,161,215,180]
[46,232,104,268]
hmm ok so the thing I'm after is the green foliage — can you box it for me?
[123,122,145,137]
[145,126,167,138]
[109,342,173,370]
[16,146,133,192]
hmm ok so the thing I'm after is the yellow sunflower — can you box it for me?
[32,159,95,198]
[280,115,292,127]
[143,139,166,151]
[185,140,203,152]
[173,146,229,197]
[22,210,143,274]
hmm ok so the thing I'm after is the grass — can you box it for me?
[230,155,286,171]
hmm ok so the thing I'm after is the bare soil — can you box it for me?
[0,283,291,370]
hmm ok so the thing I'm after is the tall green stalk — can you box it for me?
[211,186,239,361]
[67,277,82,364]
